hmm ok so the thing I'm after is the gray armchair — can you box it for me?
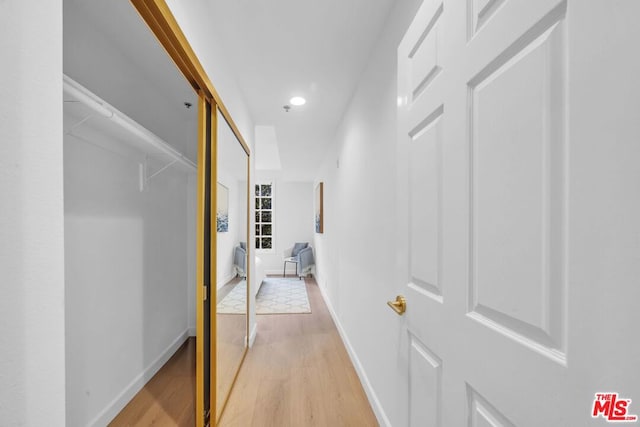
[283,242,315,279]
[234,242,247,278]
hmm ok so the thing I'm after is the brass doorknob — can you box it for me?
[387,295,406,315]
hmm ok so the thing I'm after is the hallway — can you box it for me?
[110,277,377,426]
[4,1,640,425]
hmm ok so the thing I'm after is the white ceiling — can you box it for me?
[207,0,396,181]
[65,0,396,181]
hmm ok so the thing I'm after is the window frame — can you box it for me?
[255,182,275,253]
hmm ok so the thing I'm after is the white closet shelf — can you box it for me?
[63,74,196,174]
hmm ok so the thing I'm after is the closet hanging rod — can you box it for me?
[63,74,196,172]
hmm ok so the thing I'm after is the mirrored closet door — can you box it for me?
[215,108,250,423]
[69,1,254,425]
[195,96,250,427]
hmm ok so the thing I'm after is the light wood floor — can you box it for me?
[220,276,378,426]
[110,277,378,426]
[109,338,195,426]
[216,276,247,422]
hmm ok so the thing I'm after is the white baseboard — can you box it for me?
[248,323,258,347]
[89,329,190,427]
[264,269,313,278]
[188,327,196,337]
[312,271,321,286]
[316,282,391,427]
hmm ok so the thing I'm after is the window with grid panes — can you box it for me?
[255,183,273,250]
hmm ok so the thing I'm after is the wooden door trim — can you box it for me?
[195,94,207,427]
[129,2,250,426]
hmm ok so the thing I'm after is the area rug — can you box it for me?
[216,280,248,314]
[255,277,311,314]
[216,277,311,314]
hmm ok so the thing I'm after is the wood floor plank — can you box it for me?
[109,338,195,426]
[110,277,378,426]
[219,277,378,427]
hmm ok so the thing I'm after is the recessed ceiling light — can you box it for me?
[289,96,306,106]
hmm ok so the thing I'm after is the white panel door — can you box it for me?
[396,0,640,425]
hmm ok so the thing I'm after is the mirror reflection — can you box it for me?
[215,108,249,420]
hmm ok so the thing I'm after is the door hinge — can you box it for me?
[204,409,210,426]
[203,285,208,301]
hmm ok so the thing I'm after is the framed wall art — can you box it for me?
[217,182,229,232]
[315,182,324,233]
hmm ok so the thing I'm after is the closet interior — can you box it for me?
[63,1,197,425]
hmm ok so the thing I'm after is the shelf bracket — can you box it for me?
[139,156,179,192]
[64,112,95,136]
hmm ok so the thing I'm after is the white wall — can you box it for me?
[0,1,66,425]
[254,175,315,275]
[313,1,421,425]
[217,114,250,288]
[64,131,189,426]
[216,178,243,288]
